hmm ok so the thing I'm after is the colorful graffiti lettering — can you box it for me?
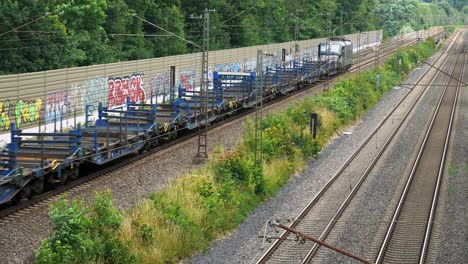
[214,62,242,72]
[83,77,107,114]
[241,59,256,72]
[208,67,213,89]
[14,99,42,129]
[0,100,11,131]
[178,69,196,91]
[45,90,69,124]
[108,73,146,109]
[150,72,170,97]
[68,83,82,109]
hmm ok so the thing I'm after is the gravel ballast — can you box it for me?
[192,75,414,264]
[192,43,465,263]
[433,52,468,264]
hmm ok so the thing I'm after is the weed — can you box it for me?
[448,160,458,176]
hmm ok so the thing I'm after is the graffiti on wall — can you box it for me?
[82,77,108,114]
[150,72,170,97]
[241,59,256,72]
[214,62,242,72]
[108,73,146,109]
[302,46,318,60]
[178,69,196,91]
[45,90,69,124]
[14,99,42,129]
[213,59,257,73]
[68,83,82,110]
[0,99,43,131]
[0,100,11,131]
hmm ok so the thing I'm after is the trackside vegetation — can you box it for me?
[35,38,438,263]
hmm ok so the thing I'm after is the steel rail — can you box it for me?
[374,31,464,264]
[301,32,459,263]
[419,52,465,264]
[256,28,451,264]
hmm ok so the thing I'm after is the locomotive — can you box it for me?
[0,38,353,205]
[318,37,353,75]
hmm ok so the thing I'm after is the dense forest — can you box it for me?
[0,0,465,75]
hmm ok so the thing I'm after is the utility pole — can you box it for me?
[328,12,331,88]
[340,10,344,36]
[294,9,302,63]
[194,8,214,162]
[254,50,264,166]
[358,31,361,73]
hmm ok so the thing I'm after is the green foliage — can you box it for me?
[35,191,135,264]
[448,160,458,176]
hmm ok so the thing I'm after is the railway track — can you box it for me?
[0,29,442,221]
[256,28,457,264]
[375,31,466,264]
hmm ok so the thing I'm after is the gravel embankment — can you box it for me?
[433,55,468,264]
[191,47,456,263]
[310,52,453,263]
[313,35,467,264]
[191,77,414,264]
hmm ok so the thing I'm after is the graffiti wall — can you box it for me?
[213,59,256,73]
[0,98,43,131]
[13,99,43,130]
[108,73,146,109]
[68,83,82,110]
[150,72,170,97]
[45,90,69,124]
[82,77,108,114]
[0,100,11,131]
[178,69,196,91]
[214,62,242,72]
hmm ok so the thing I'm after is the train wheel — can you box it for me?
[20,185,32,200]
[138,147,145,154]
[70,167,80,180]
[30,178,45,194]
[60,172,69,185]
[10,193,22,205]
[171,128,178,140]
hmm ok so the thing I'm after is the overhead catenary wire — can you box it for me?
[132,13,200,48]
[0,12,52,38]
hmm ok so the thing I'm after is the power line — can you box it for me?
[132,13,200,48]
[108,33,172,38]
[0,12,52,38]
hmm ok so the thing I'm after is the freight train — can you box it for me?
[0,38,353,205]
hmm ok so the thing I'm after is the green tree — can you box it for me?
[376,0,418,37]
[52,0,114,66]
[0,1,68,74]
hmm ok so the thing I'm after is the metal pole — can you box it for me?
[340,10,344,36]
[358,31,361,73]
[255,50,264,165]
[195,8,213,162]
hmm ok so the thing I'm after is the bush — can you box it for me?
[35,191,135,264]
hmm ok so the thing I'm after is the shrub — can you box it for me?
[35,191,135,264]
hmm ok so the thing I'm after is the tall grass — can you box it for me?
[35,38,438,263]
